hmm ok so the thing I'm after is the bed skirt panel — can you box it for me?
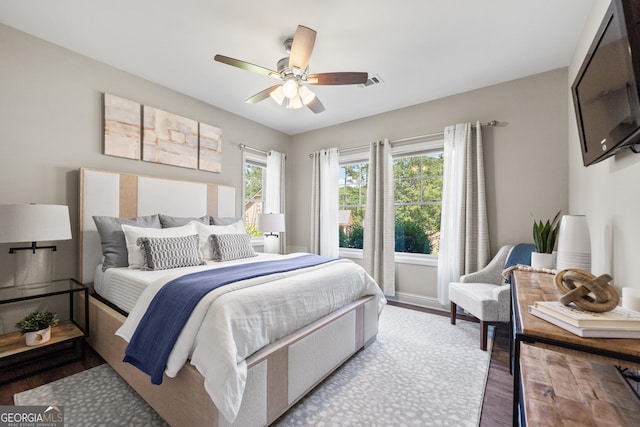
[85,293,378,427]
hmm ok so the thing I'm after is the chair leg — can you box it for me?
[480,321,488,351]
[450,302,457,325]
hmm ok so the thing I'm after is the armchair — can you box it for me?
[449,243,535,350]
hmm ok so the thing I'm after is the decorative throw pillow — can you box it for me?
[211,216,244,226]
[122,223,197,269]
[137,234,205,271]
[191,221,245,260]
[209,233,257,262]
[159,214,210,228]
[93,214,161,270]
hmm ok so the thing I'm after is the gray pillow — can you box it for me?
[93,214,161,270]
[159,214,210,228]
[211,216,243,226]
[137,234,205,271]
[209,233,257,262]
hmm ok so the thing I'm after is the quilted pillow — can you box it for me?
[137,234,205,271]
[209,233,257,262]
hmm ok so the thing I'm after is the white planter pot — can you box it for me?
[25,326,51,346]
[531,252,555,269]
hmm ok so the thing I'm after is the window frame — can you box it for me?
[337,138,444,266]
[242,150,268,246]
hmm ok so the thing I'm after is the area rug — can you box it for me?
[14,305,493,427]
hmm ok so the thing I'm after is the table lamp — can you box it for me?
[258,213,285,254]
[0,204,72,286]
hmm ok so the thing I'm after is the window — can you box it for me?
[337,139,444,260]
[393,150,443,255]
[243,152,266,238]
[338,161,368,249]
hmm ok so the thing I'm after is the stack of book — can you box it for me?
[529,301,640,338]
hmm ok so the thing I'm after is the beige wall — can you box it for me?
[289,68,569,307]
[0,24,290,287]
[568,0,640,291]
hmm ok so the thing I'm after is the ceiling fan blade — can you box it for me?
[306,96,325,114]
[214,54,280,79]
[288,26,316,70]
[307,72,368,85]
[245,85,282,104]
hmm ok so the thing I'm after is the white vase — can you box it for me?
[25,326,51,346]
[556,215,591,271]
[531,252,555,269]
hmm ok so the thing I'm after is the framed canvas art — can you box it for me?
[143,106,198,169]
[199,122,223,173]
[103,93,141,159]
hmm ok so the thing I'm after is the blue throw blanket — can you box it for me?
[123,254,336,384]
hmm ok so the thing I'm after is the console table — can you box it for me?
[511,270,640,426]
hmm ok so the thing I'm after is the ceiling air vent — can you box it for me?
[360,74,383,88]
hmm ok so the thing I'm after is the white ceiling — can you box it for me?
[0,0,596,135]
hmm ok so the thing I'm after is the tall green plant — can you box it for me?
[531,211,561,254]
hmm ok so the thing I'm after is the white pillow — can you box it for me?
[226,219,246,233]
[190,220,244,260]
[122,223,197,269]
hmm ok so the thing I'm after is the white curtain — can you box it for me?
[363,139,396,296]
[437,122,490,305]
[265,150,286,254]
[310,148,339,257]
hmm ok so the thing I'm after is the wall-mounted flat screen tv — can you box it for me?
[572,0,640,166]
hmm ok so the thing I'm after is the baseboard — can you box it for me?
[386,292,449,313]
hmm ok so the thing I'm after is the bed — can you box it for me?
[78,168,385,427]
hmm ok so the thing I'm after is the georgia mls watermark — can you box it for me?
[0,406,64,427]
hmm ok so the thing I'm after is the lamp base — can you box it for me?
[14,249,53,287]
[263,236,281,254]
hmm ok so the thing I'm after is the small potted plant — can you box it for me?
[531,211,561,269]
[16,311,59,346]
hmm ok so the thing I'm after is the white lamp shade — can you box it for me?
[257,213,285,233]
[269,86,285,105]
[0,204,72,243]
[286,95,303,109]
[299,85,316,105]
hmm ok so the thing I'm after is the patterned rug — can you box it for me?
[14,305,493,427]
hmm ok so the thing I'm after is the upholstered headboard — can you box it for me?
[79,168,236,284]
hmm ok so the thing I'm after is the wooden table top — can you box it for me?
[512,270,640,362]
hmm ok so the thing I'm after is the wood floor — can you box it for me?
[0,306,513,426]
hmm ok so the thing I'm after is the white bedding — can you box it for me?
[93,253,284,313]
[114,253,385,423]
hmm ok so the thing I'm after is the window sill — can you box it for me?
[338,248,438,267]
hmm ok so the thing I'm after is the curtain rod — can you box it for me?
[390,120,498,144]
[310,120,499,157]
[239,144,269,155]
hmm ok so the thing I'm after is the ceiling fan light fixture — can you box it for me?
[282,78,299,99]
[269,86,286,105]
[286,95,303,109]
[298,85,316,105]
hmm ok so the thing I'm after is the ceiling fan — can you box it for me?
[214,25,368,113]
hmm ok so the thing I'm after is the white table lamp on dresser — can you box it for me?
[258,213,285,254]
[0,204,72,286]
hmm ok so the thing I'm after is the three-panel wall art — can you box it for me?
[103,93,222,173]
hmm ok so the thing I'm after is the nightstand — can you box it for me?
[0,278,89,384]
